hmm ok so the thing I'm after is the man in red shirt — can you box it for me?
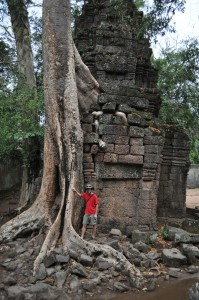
[72,183,99,239]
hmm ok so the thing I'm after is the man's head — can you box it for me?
[85,183,94,194]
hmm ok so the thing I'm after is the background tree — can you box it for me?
[153,38,199,162]
[0,0,43,209]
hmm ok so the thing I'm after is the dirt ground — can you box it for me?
[186,188,199,209]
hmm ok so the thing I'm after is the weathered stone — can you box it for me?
[74,0,190,234]
[133,241,148,253]
[162,248,187,267]
[102,102,117,112]
[130,145,144,155]
[96,162,142,179]
[99,124,128,136]
[118,104,133,113]
[82,113,93,123]
[129,126,144,137]
[53,271,67,288]
[43,254,57,268]
[79,254,93,267]
[127,114,141,125]
[115,145,130,155]
[35,263,47,280]
[114,281,130,292]
[182,219,199,234]
[180,244,199,258]
[55,254,70,264]
[71,263,89,278]
[131,230,148,244]
[95,257,112,270]
[118,155,143,164]
[104,153,118,163]
[109,228,122,237]
[84,133,99,143]
[168,268,183,278]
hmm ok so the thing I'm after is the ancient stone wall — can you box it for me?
[157,126,190,221]
[0,159,22,191]
[75,0,190,233]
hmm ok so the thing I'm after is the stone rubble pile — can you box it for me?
[0,225,199,300]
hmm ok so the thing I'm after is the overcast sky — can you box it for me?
[152,0,199,56]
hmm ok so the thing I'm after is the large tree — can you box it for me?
[0,0,142,284]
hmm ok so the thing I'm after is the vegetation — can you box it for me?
[153,38,199,163]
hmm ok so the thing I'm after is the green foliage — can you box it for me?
[158,225,169,239]
[190,140,199,164]
[0,84,44,160]
[152,38,199,162]
[144,0,185,41]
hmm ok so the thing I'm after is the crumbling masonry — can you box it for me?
[75,0,190,233]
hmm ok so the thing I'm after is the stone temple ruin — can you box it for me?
[74,0,190,233]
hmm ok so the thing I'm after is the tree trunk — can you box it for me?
[0,0,143,288]
[6,0,41,210]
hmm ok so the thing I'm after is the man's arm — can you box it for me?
[95,204,99,218]
[72,188,82,197]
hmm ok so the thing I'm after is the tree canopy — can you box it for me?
[153,38,199,162]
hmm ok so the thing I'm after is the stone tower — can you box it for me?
[74,0,190,233]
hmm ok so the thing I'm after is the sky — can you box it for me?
[152,0,199,57]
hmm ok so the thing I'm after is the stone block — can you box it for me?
[95,163,142,179]
[90,144,98,154]
[144,153,161,163]
[131,230,149,244]
[104,153,118,163]
[103,144,115,153]
[118,104,133,113]
[84,133,98,143]
[82,113,93,123]
[83,153,93,163]
[144,135,164,145]
[118,155,143,164]
[99,114,112,124]
[94,153,104,162]
[129,126,144,137]
[83,163,94,170]
[83,144,90,153]
[102,102,117,112]
[102,135,116,144]
[127,114,141,125]
[130,138,143,146]
[145,145,159,154]
[99,124,128,136]
[115,136,129,145]
[79,254,93,267]
[162,248,187,267]
[82,123,92,133]
[130,145,144,155]
[109,228,122,237]
[129,97,149,109]
[115,145,130,155]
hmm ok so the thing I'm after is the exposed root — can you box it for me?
[0,201,44,243]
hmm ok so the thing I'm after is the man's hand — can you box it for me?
[94,214,97,219]
[72,188,81,197]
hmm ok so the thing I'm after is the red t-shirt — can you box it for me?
[81,192,99,215]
